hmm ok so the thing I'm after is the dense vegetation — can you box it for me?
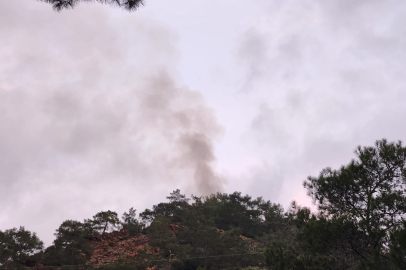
[1,139,406,269]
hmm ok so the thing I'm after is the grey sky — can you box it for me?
[1,0,406,245]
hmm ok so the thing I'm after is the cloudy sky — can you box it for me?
[1,0,406,245]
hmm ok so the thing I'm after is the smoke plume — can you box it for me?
[0,0,223,244]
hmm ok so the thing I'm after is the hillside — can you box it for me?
[88,230,150,266]
[1,140,406,270]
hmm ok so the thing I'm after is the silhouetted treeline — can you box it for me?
[1,139,406,270]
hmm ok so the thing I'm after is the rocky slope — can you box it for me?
[88,229,151,266]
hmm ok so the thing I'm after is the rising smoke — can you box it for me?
[0,0,223,244]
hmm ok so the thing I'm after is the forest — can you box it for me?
[1,139,406,270]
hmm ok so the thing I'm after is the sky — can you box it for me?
[1,0,406,245]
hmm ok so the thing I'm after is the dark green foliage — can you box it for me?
[39,0,144,12]
[140,190,192,224]
[389,223,406,269]
[139,190,279,269]
[147,214,178,252]
[122,208,143,236]
[89,210,120,234]
[43,220,96,266]
[171,258,201,270]
[7,139,406,270]
[131,246,166,270]
[301,139,406,268]
[97,261,139,270]
[191,192,285,239]
[171,259,186,270]
[0,226,43,268]
[43,211,121,266]
[167,189,190,203]
[265,243,337,270]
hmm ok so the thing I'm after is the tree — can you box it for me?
[303,139,406,266]
[90,210,120,234]
[167,189,190,203]
[43,220,95,266]
[122,207,143,236]
[0,226,43,268]
[191,192,284,238]
[122,207,137,225]
[146,214,180,258]
[140,190,191,224]
[39,0,144,12]
[264,242,336,270]
[389,223,406,269]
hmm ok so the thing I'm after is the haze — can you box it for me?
[1,0,406,245]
